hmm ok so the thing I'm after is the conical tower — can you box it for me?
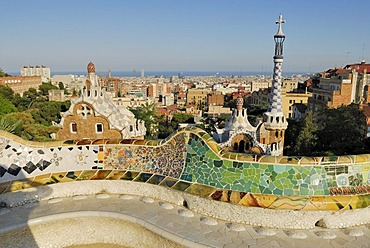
[262,15,288,153]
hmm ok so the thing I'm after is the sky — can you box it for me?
[1,0,370,74]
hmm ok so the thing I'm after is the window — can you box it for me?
[96,123,103,133]
[70,122,77,133]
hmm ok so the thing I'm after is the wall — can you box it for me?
[0,128,369,211]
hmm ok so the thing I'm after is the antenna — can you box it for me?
[362,43,366,61]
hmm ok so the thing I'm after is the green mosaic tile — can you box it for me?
[172,181,191,191]
[147,174,165,185]
[133,172,153,182]
[121,171,139,180]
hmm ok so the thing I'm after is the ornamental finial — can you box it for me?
[275,14,285,37]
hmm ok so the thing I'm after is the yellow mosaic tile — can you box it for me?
[253,194,279,208]
[229,191,242,204]
[325,195,353,210]
[48,172,68,184]
[238,193,260,207]
[268,196,310,210]
[58,171,83,182]
[6,178,35,193]
[30,173,52,187]
[348,195,370,209]
[0,182,10,194]
[301,196,328,210]
[105,170,126,180]
[77,170,98,181]
[185,184,216,198]
[90,170,112,180]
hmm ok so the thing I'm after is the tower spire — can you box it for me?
[263,15,288,131]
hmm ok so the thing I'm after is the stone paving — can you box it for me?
[0,194,369,247]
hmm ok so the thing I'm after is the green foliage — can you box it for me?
[0,94,17,117]
[316,105,367,155]
[21,124,59,141]
[129,103,162,139]
[0,85,15,101]
[58,82,65,90]
[30,101,70,126]
[0,68,11,77]
[172,113,194,124]
[0,117,19,133]
[285,105,369,156]
[39,82,58,96]
[294,111,317,156]
[2,112,35,136]
[283,119,303,156]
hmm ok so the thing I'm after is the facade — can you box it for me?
[282,91,312,119]
[250,81,270,93]
[207,93,224,108]
[282,79,299,92]
[251,88,311,119]
[0,76,42,96]
[214,15,288,156]
[292,103,308,121]
[186,89,211,108]
[55,62,146,140]
[308,69,353,113]
[48,89,65,102]
[21,65,50,82]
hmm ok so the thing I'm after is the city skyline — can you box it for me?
[1,0,370,73]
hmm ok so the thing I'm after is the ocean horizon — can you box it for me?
[9,71,310,78]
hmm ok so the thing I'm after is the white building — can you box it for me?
[21,65,51,82]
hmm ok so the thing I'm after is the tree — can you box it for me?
[0,94,17,117]
[0,85,15,101]
[283,119,303,156]
[0,117,18,133]
[172,113,194,124]
[2,112,35,136]
[0,68,11,77]
[129,103,162,139]
[30,101,70,126]
[21,124,59,141]
[294,111,317,156]
[39,82,58,96]
[315,105,367,155]
[58,82,65,90]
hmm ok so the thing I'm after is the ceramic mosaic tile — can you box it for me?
[0,128,369,211]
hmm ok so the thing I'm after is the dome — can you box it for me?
[87,61,95,73]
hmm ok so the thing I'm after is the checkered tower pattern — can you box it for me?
[263,14,288,132]
[268,61,283,114]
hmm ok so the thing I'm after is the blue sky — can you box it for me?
[1,0,370,73]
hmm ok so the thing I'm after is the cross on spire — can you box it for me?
[275,14,285,36]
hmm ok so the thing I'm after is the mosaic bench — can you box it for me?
[0,127,369,211]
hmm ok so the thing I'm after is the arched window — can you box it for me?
[275,131,279,138]
[96,123,103,133]
[70,122,77,133]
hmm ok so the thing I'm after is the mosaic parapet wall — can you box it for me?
[0,128,369,211]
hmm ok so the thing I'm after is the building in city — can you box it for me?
[282,90,312,119]
[308,68,354,113]
[48,89,65,102]
[186,88,211,109]
[21,65,50,82]
[55,62,146,140]
[0,76,42,96]
[291,103,308,121]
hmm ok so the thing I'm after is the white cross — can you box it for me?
[275,14,285,35]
